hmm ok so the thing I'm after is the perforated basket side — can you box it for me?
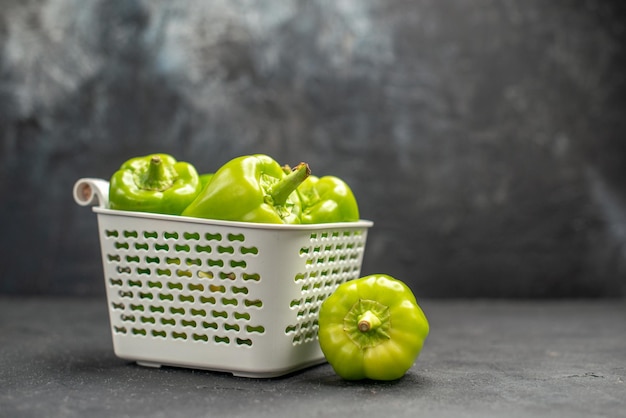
[93,208,371,376]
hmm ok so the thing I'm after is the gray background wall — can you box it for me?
[1,0,625,298]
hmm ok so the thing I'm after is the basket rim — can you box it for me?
[93,207,373,231]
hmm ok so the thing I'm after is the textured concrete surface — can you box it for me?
[1,297,625,417]
[1,1,626,297]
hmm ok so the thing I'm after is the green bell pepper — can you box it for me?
[108,153,202,215]
[297,175,360,223]
[182,154,310,224]
[318,274,429,381]
[199,173,214,189]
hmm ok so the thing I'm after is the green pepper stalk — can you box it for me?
[109,153,202,215]
[318,274,429,381]
[182,154,310,224]
[297,175,360,224]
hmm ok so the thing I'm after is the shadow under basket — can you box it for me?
[73,178,373,378]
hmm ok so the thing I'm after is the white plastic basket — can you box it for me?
[73,178,373,377]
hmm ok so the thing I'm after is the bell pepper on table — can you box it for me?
[182,154,310,224]
[108,153,202,215]
[296,175,360,224]
[318,274,429,381]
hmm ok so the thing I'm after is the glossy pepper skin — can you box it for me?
[199,173,214,189]
[109,153,202,215]
[318,274,429,381]
[297,175,360,224]
[182,154,310,224]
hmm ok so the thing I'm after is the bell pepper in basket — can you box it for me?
[109,153,202,215]
[296,175,360,224]
[182,154,310,224]
[318,274,429,381]
[199,173,214,189]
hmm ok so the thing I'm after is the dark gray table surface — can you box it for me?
[1,297,624,418]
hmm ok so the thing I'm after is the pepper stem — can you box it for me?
[357,310,382,333]
[344,299,391,348]
[269,162,310,205]
[141,155,175,191]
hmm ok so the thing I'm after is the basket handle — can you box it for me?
[73,178,109,208]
